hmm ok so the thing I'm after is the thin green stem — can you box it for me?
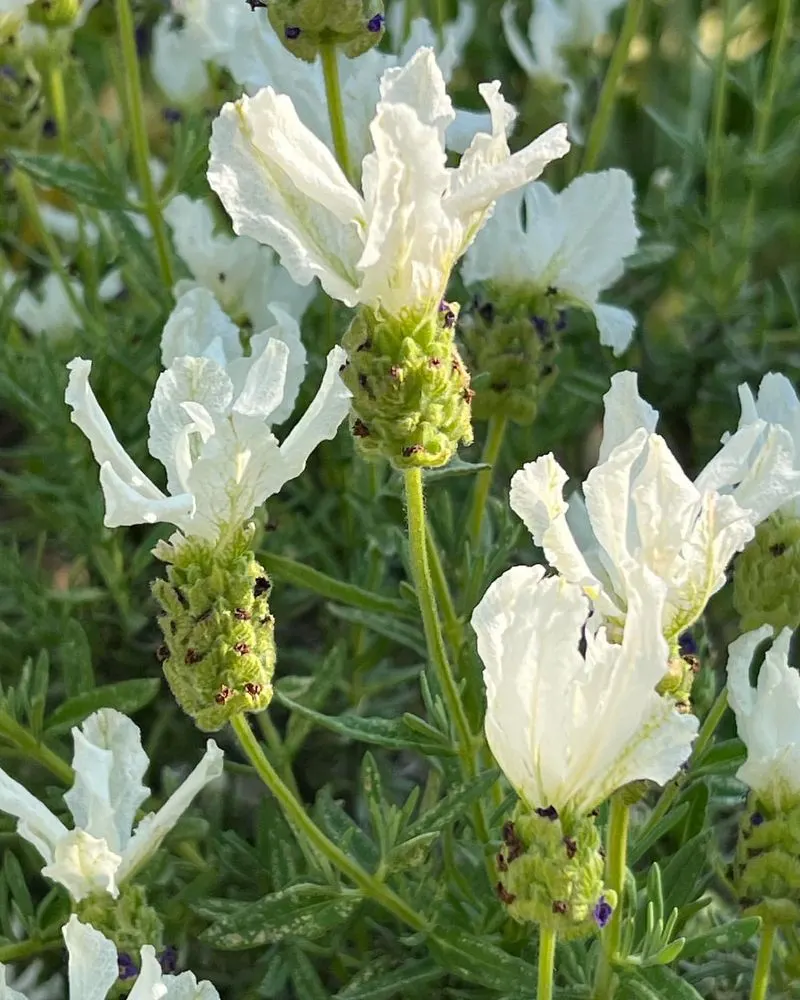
[0,934,62,963]
[404,0,421,36]
[425,526,464,657]
[466,415,508,548]
[47,61,70,154]
[432,0,447,47]
[257,710,301,801]
[404,469,492,856]
[320,43,353,183]
[0,709,74,785]
[736,0,794,285]
[707,0,730,233]
[580,0,646,173]
[115,0,175,288]
[594,796,630,1000]
[537,927,557,1000]
[749,922,776,1000]
[230,713,427,932]
[695,685,729,758]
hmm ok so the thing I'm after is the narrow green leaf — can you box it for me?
[661,832,711,913]
[4,852,34,924]
[326,605,426,657]
[46,678,160,733]
[636,965,705,999]
[275,689,453,757]
[260,552,412,618]
[629,804,690,864]
[404,771,499,839]
[335,959,442,999]
[690,738,746,777]
[428,929,539,992]
[383,832,438,873]
[314,788,380,871]
[58,620,94,698]
[680,917,761,960]
[10,151,125,209]
[286,944,331,1000]
[423,458,492,482]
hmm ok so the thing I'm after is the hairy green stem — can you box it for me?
[320,44,353,183]
[0,709,73,785]
[115,0,174,288]
[749,922,776,1000]
[594,796,630,1000]
[0,934,62,963]
[433,0,447,47]
[538,927,557,1000]
[257,711,302,801]
[230,713,427,931]
[580,0,646,173]
[47,62,70,154]
[466,415,508,548]
[736,0,794,285]
[425,526,464,657]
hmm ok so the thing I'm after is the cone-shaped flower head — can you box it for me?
[472,564,698,819]
[0,915,220,999]
[461,169,640,355]
[0,709,222,901]
[510,372,800,643]
[727,626,800,813]
[65,295,351,544]
[163,194,316,333]
[207,46,569,327]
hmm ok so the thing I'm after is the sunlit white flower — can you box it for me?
[727,626,800,812]
[150,0,236,103]
[0,915,219,1000]
[0,709,222,902]
[736,372,800,518]
[6,272,83,340]
[163,194,315,330]
[472,563,698,817]
[461,169,640,354]
[509,371,800,641]
[39,204,101,246]
[209,47,568,323]
[66,305,350,540]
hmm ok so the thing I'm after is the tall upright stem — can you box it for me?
[736,0,794,285]
[593,796,630,1000]
[404,469,491,854]
[580,0,646,173]
[48,62,70,154]
[707,0,731,234]
[230,714,427,932]
[749,922,776,1000]
[320,43,353,183]
[537,927,557,1000]
[115,0,174,288]
[466,415,508,548]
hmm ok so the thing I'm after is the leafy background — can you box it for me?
[0,0,799,996]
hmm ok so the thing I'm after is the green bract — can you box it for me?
[734,514,800,632]
[267,0,385,61]
[735,797,800,925]
[152,524,275,732]
[341,304,474,469]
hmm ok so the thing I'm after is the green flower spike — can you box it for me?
[735,799,800,925]
[152,523,275,732]
[267,0,385,61]
[495,804,615,941]
[341,302,474,469]
[28,0,81,28]
[459,287,562,426]
[734,513,800,632]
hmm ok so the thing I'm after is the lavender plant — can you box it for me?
[1,0,799,998]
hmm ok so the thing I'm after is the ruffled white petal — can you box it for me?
[162,974,221,1000]
[151,16,209,103]
[42,829,122,901]
[160,288,243,369]
[64,709,149,854]
[0,770,68,866]
[594,304,637,355]
[599,371,658,462]
[117,740,223,884]
[278,346,352,484]
[63,916,120,1000]
[245,306,307,425]
[127,947,168,1000]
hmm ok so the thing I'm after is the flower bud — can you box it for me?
[495,804,615,940]
[152,523,275,732]
[28,0,81,28]
[76,883,164,994]
[267,0,385,62]
[734,797,800,925]
[458,288,562,426]
[0,55,45,145]
[734,514,800,632]
[341,303,474,469]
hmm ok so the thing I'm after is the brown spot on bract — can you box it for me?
[496,882,516,905]
[234,642,251,656]
[185,648,202,664]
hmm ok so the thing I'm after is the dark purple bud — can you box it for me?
[593,896,613,929]
[535,805,559,821]
[555,309,568,331]
[285,24,301,39]
[478,301,495,324]
[678,631,698,656]
[246,0,268,8]
[162,107,183,123]
[0,65,17,80]
[118,953,139,980]
[531,315,549,339]
[159,946,178,974]
[135,24,152,57]
[42,117,57,138]
[751,812,764,827]
[367,12,385,31]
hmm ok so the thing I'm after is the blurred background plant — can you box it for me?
[0,0,799,996]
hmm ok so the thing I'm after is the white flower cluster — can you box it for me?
[472,371,800,820]
[0,709,223,996]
